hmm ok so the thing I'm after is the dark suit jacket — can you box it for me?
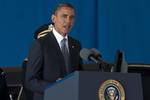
[0,68,10,100]
[25,32,82,100]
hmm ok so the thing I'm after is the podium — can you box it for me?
[44,71,143,100]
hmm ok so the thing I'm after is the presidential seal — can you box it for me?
[98,80,125,100]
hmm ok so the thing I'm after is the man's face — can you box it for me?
[52,6,75,36]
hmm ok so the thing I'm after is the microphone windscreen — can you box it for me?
[80,48,92,61]
[90,48,102,58]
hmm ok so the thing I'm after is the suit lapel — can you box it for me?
[46,32,66,70]
[68,37,77,71]
[46,33,77,74]
[47,32,61,56]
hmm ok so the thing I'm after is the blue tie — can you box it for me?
[61,38,70,73]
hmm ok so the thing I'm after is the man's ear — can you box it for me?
[51,14,55,23]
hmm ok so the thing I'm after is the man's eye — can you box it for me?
[62,14,67,18]
[70,16,74,19]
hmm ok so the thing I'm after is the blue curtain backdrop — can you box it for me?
[0,0,150,66]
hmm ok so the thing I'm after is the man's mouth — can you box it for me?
[63,25,71,30]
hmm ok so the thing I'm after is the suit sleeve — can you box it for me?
[25,40,50,94]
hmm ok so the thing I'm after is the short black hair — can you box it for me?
[53,2,75,15]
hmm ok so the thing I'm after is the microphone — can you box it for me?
[90,48,107,64]
[90,48,102,59]
[80,48,100,64]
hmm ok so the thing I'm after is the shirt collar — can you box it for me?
[52,27,68,44]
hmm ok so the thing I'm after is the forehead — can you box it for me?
[55,6,75,15]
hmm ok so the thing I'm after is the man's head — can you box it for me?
[51,3,75,37]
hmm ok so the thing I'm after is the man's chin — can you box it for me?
[62,30,70,35]
[60,31,68,36]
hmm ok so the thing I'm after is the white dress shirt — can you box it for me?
[52,27,69,52]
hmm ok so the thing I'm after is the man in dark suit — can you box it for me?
[25,3,82,100]
[0,68,10,100]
